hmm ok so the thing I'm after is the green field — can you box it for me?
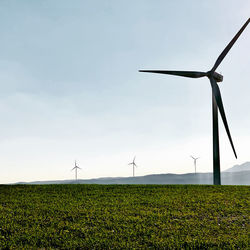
[0,185,249,249]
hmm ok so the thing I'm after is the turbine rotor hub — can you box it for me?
[207,71,223,82]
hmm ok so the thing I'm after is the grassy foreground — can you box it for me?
[0,185,249,249]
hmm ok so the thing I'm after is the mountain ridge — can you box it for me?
[10,162,250,185]
[13,171,250,185]
[224,161,250,172]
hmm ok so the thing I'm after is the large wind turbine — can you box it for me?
[190,156,199,174]
[72,160,81,181]
[140,19,249,185]
[128,156,138,177]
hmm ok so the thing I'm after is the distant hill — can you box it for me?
[14,171,250,185]
[224,162,250,172]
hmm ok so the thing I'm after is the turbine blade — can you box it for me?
[133,156,136,162]
[211,18,250,72]
[139,70,207,78]
[209,77,237,158]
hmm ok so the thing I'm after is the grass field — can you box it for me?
[0,184,249,249]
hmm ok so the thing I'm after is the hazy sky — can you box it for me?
[0,1,249,183]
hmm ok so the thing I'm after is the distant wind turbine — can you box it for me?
[139,18,250,185]
[190,156,199,174]
[72,160,81,181]
[128,156,138,177]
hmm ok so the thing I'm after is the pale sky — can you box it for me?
[0,1,249,183]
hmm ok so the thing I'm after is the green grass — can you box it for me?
[0,185,249,249]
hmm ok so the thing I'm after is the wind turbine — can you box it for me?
[128,156,138,177]
[139,19,250,185]
[72,160,81,181]
[190,156,199,174]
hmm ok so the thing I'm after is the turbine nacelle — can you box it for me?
[207,71,223,82]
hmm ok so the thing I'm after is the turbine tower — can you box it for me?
[72,160,81,181]
[190,156,199,174]
[140,19,250,185]
[128,156,138,177]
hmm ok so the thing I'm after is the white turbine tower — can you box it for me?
[72,160,81,181]
[190,156,199,174]
[128,156,138,177]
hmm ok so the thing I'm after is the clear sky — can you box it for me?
[0,1,249,183]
